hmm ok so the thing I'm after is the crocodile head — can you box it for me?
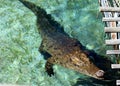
[65,51,105,79]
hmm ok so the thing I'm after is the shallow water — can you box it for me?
[0,0,119,86]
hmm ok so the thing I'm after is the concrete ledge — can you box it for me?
[116,80,120,85]
[111,64,120,69]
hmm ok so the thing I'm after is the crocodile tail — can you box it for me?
[19,0,47,17]
[19,0,67,34]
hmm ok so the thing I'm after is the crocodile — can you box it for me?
[19,0,111,79]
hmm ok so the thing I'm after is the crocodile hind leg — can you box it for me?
[45,57,56,76]
[39,41,54,76]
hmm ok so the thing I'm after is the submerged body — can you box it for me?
[19,0,105,79]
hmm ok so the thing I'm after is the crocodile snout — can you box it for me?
[95,70,105,79]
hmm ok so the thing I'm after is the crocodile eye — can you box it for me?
[80,53,91,64]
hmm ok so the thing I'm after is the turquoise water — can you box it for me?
[0,0,119,86]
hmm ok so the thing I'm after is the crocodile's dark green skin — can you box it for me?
[19,0,113,79]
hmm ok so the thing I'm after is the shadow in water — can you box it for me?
[73,77,116,86]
